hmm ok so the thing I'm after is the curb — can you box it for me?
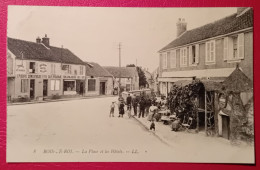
[7,95,116,106]
[132,116,174,148]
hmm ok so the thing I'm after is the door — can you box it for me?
[100,82,106,95]
[222,115,230,140]
[43,79,48,96]
[30,79,35,99]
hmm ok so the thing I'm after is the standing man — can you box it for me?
[126,93,132,111]
[132,94,138,116]
[139,96,146,118]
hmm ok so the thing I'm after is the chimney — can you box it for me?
[176,18,187,37]
[36,36,41,43]
[42,34,50,47]
[237,7,248,16]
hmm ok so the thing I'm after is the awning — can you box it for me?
[171,79,223,92]
[162,67,235,78]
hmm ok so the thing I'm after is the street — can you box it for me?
[7,97,254,163]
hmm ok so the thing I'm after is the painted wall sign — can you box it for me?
[39,63,47,73]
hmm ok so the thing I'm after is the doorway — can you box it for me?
[43,79,48,96]
[30,79,35,99]
[222,115,230,140]
[100,82,106,95]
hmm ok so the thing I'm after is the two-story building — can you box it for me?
[104,66,139,92]
[7,35,86,101]
[158,8,253,138]
[158,8,253,96]
[85,62,114,96]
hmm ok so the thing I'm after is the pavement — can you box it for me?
[7,94,115,106]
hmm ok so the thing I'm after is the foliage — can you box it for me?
[126,64,147,88]
[167,80,202,125]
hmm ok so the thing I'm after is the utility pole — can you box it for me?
[118,43,121,98]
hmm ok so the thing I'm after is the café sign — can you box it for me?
[16,74,85,80]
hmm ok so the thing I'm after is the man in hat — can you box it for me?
[132,94,138,116]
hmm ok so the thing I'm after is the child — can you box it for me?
[126,106,131,118]
[150,120,155,131]
[109,102,115,117]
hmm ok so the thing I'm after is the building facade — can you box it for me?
[104,66,139,92]
[85,62,114,96]
[158,8,253,96]
[7,35,86,101]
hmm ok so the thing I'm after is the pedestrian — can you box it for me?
[150,119,155,131]
[171,118,181,131]
[147,103,158,121]
[132,94,138,116]
[126,93,132,111]
[109,101,115,117]
[126,104,131,118]
[138,96,146,118]
[118,101,125,118]
[145,98,152,117]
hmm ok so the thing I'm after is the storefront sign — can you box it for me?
[16,74,84,80]
[39,63,47,73]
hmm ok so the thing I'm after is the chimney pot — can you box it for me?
[176,18,187,37]
[42,34,50,47]
[36,36,41,43]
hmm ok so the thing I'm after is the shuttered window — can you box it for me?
[170,50,177,68]
[223,33,244,61]
[50,80,60,91]
[180,47,187,67]
[205,40,215,63]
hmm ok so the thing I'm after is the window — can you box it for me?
[80,66,84,75]
[29,62,36,73]
[51,64,56,74]
[162,53,167,69]
[88,79,96,91]
[21,79,29,93]
[50,80,60,91]
[170,50,177,68]
[189,45,199,65]
[205,40,215,63]
[74,70,77,75]
[62,64,71,74]
[180,47,188,67]
[223,33,244,61]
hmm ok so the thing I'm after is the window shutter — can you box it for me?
[195,44,199,64]
[238,33,245,59]
[189,46,192,65]
[35,62,38,73]
[212,40,216,62]
[228,37,234,60]
[184,48,187,66]
[205,42,210,62]
[223,37,228,60]
[173,50,177,68]
[26,61,29,73]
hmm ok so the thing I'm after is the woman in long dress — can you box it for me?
[147,103,158,121]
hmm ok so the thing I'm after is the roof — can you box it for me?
[8,37,85,65]
[85,62,113,77]
[222,66,253,92]
[103,66,138,78]
[159,8,253,52]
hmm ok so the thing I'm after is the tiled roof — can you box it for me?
[7,37,85,65]
[103,66,138,78]
[159,8,253,52]
[85,62,113,77]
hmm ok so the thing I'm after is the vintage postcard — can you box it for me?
[6,6,254,163]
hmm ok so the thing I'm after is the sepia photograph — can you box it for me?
[6,6,254,163]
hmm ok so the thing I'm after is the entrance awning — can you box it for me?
[171,79,223,92]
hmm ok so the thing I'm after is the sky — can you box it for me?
[7,6,237,72]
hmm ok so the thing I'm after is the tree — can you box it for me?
[126,64,147,88]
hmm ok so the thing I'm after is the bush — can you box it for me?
[51,94,61,100]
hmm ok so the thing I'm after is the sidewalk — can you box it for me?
[132,114,253,149]
[7,95,115,106]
